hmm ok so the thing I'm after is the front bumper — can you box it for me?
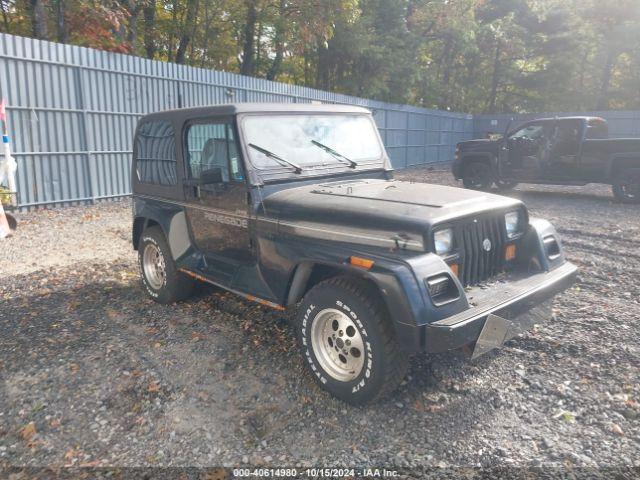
[423,262,577,354]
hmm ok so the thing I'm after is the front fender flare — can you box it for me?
[459,152,497,173]
[286,259,424,352]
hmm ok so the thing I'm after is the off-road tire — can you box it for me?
[612,168,640,204]
[495,179,518,191]
[296,276,409,405]
[138,226,195,304]
[462,161,494,191]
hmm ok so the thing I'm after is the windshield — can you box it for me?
[242,114,384,173]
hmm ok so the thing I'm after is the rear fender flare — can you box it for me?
[607,154,640,180]
[132,200,192,261]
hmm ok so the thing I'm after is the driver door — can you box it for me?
[499,122,550,181]
[183,118,252,281]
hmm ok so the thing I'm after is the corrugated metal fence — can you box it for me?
[1,33,638,210]
[0,33,474,209]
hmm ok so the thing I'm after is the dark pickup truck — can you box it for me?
[452,116,640,203]
[131,103,576,404]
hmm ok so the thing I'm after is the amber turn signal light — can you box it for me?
[349,256,374,270]
[505,244,517,261]
[450,263,459,277]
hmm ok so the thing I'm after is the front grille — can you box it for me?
[458,214,507,287]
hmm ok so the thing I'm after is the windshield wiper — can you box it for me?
[311,140,358,168]
[248,143,302,174]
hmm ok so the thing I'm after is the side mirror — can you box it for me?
[200,167,224,185]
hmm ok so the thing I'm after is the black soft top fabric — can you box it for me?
[139,103,371,124]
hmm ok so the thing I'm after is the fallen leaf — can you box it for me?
[64,447,79,460]
[147,381,161,393]
[19,422,36,441]
[611,423,624,436]
[191,332,205,342]
[27,439,44,450]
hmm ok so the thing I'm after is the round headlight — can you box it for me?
[434,228,454,255]
[505,210,522,238]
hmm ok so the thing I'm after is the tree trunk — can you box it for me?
[303,48,310,86]
[143,0,157,59]
[127,2,143,51]
[167,0,179,62]
[256,20,262,73]
[175,0,199,64]
[315,39,330,90]
[240,0,257,76]
[595,48,618,110]
[266,0,285,81]
[1,0,9,30]
[29,0,48,39]
[199,0,213,67]
[486,39,502,113]
[439,37,454,109]
[53,0,68,42]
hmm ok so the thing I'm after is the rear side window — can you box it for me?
[586,119,608,139]
[135,121,177,186]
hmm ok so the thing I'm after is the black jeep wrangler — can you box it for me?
[453,116,640,203]
[131,103,577,404]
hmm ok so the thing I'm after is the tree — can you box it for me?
[29,0,48,38]
[2,0,640,113]
[239,0,257,75]
[175,0,198,63]
[142,0,156,58]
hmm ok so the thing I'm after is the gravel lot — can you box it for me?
[1,168,639,474]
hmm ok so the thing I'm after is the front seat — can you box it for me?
[201,138,230,183]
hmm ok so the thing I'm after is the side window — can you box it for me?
[135,121,177,186]
[586,120,608,139]
[511,124,545,140]
[186,122,244,185]
[587,121,609,140]
[552,120,581,155]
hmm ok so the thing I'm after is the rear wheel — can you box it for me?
[296,276,409,405]
[495,179,518,191]
[612,168,640,204]
[138,226,195,304]
[462,161,494,190]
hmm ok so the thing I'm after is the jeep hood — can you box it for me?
[262,179,523,251]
